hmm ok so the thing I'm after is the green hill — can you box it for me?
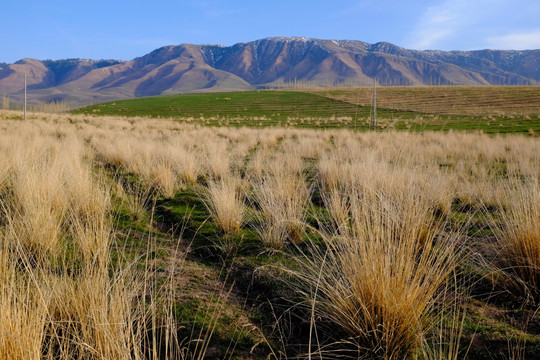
[73,88,540,134]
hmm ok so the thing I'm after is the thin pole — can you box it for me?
[372,80,376,128]
[353,89,360,130]
[24,74,27,120]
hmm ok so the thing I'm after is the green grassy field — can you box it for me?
[73,91,370,128]
[72,87,540,134]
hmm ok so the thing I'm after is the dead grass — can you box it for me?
[201,177,246,236]
[251,172,310,249]
[0,109,538,359]
[294,190,462,359]
[489,177,540,304]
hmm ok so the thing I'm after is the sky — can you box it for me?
[1,0,540,63]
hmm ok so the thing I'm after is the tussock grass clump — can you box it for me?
[294,192,462,359]
[0,259,146,360]
[42,267,144,360]
[0,258,49,360]
[168,145,201,187]
[321,186,352,236]
[113,180,154,222]
[202,177,246,236]
[202,137,231,180]
[247,143,311,249]
[8,146,69,264]
[146,161,178,198]
[252,174,310,249]
[489,178,540,303]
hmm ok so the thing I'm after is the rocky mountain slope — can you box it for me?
[1,37,539,105]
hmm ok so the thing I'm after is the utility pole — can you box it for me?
[24,74,27,120]
[353,90,359,130]
[372,80,377,128]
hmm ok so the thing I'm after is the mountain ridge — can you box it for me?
[1,37,539,105]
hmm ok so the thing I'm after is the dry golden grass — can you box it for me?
[41,267,144,359]
[202,137,232,180]
[0,169,143,359]
[0,109,538,359]
[251,170,310,249]
[202,177,246,236]
[488,177,540,303]
[295,191,462,359]
[299,151,463,358]
[0,114,170,359]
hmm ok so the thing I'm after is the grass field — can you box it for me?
[1,86,540,359]
[1,107,540,359]
[309,86,540,116]
[72,87,540,134]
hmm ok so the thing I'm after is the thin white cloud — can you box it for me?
[486,30,540,50]
[407,1,462,49]
[406,0,540,50]
[406,0,490,50]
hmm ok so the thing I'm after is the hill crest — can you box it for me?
[1,38,539,105]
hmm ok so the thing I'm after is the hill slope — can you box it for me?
[1,37,539,105]
[73,88,540,134]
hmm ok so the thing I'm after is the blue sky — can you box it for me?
[1,0,539,63]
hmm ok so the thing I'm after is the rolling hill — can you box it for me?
[1,37,539,105]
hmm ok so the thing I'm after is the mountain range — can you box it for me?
[1,37,539,105]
